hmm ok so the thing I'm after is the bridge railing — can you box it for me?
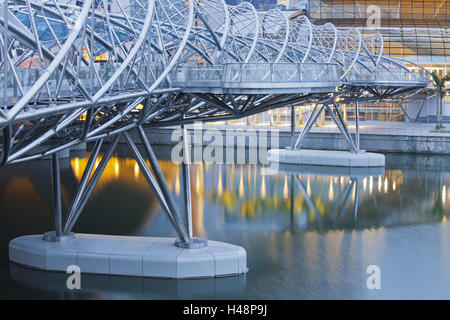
[345,68,430,86]
[1,63,162,107]
[173,63,340,91]
[223,63,339,84]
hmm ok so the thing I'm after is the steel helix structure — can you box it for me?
[0,0,429,165]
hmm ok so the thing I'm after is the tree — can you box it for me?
[431,73,450,129]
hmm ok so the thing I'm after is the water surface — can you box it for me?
[0,146,449,299]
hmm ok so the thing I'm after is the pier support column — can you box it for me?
[128,126,206,249]
[52,153,62,237]
[43,152,74,242]
[355,102,360,152]
[182,125,193,240]
[290,105,296,148]
[175,125,207,249]
[293,102,323,149]
[10,131,246,278]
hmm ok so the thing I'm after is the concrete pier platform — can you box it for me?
[9,234,247,279]
[264,163,385,177]
[267,149,385,167]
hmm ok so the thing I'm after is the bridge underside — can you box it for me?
[0,0,431,278]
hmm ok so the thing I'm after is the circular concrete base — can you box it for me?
[9,234,247,279]
[268,149,385,167]
[175,237,208,249]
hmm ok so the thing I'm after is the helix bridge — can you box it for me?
[1,0,431,277]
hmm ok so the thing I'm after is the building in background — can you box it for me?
[307,1,449,123]
[308,1,449,78]
[226,0,449,124]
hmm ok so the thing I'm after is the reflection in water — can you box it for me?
[9,263,246,300]
[192,161,449,232]
[0,146,450,299]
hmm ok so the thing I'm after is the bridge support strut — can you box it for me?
[12,132,245,279]
[43,152,74,242]
[293,99,361,153]
[126,127,207,249]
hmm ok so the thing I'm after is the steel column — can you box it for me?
[290,175,295,230]
[331,101,358,153]
[355,102,360,152]
[414,98,426,123]
[181,125,193,239]
[123,132,190,243]
[353,178,359,226]
[294,103,323,150]
[399,101,413,123]
[3,1,8,110]
[65,135,120,233]
[51,153,62,237]
[290,105,296,148]
[136,125,192,242]
[64,139,103,233]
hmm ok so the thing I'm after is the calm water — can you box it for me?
[0,145,450,299]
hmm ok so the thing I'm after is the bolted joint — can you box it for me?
[43,231,75,242]
[175,238,208,249]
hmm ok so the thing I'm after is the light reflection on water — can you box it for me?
[0,145,450,299]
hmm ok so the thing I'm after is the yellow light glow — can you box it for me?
[114,160,119,178]
[328,179,334,201]
[196,168,201,195]
[175,167,180,196]
[239,165,244,198]
[384,177,388,194]
[352,182,356,202]
[217,166,223,197]
[74,158,80,178]
[307,175,311,197]
[134,162,139,179]
[283,175,288,200]
[443,185,447,204]
[261,175,266,199]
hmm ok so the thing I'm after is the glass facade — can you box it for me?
[224,1,449,123]
[306,1,450,121]
[309,0,449,21]
[308,1,450,74]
